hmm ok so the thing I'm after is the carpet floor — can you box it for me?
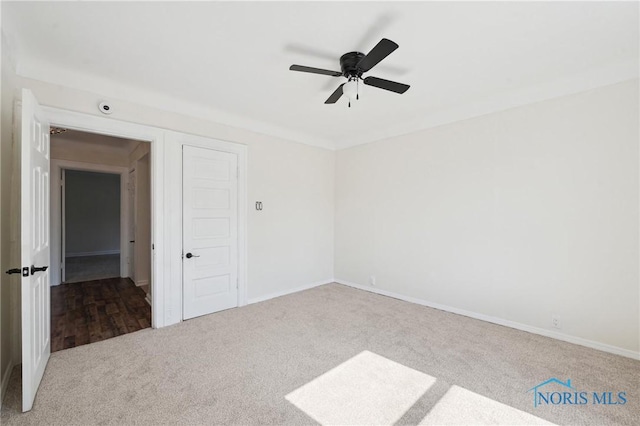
[1,283,638,425]
[64,254,120,284]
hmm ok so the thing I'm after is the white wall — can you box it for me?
[133,152,151,287]
[0,30,18,404]
[65,170,121,256]
[129,143,152,288]
[50,134,131,167]
[129,141,150,165]
[19,76,335,304]
[335,80,639,355]
[247,138,335,299]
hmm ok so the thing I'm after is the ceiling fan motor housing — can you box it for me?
[340,52,366,78]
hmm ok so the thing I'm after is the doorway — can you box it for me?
[49,129,152,352]
[63,170,121,283]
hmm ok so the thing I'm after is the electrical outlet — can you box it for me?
[369,275,376,286]
[552,315,562,329]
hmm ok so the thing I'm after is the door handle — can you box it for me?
[129,240,135,243]
[6,267,29,277]
[185,253,200,259]
[30,265,49,275]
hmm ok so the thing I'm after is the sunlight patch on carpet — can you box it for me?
[419,385,554,425]
[285,350,436,425]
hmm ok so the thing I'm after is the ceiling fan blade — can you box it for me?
[290,65,342,77]
[363,76,410,94]
[325,84,345,104]
[356,38,399,72]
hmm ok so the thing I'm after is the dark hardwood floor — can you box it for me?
[51,277,151,352]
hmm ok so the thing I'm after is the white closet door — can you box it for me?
[182,145,238,320]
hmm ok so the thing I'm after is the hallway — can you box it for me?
[63,254,120,284]
[51,277,151,352]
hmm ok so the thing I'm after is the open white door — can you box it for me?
[20,89,51,412]
[183,145,238,319]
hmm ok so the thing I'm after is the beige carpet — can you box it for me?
[1,283,638,425]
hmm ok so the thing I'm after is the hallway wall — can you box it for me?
[65,170,121,256]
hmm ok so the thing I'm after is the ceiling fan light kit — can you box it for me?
[342,77,361,106]
[289,38,410,107]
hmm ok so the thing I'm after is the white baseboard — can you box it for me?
[66,250,120,257]
[145,293,151,306]
[335,279,640,361]
[136,279,149,287]
[248,279,334,305]
[1,361,14,410]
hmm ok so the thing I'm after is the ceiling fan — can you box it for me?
[289,38,410,107]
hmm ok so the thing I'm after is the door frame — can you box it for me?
[127,168,136,285]
[42,106,165,328]
[50,160,130,286]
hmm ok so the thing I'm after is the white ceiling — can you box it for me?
[3,1,638,150]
